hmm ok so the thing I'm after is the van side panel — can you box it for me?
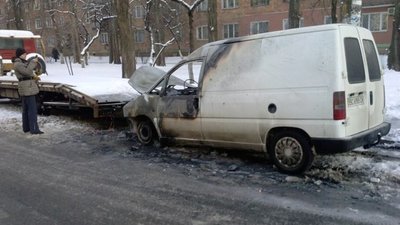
[200,29,342,147]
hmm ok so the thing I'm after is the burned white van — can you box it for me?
[123,24,390,174]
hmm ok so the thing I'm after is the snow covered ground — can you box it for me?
[0,56,399,188]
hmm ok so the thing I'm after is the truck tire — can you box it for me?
[268,130,314,174]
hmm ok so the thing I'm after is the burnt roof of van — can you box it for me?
[203,24,360,47]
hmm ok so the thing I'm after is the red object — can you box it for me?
[333,91,346,120]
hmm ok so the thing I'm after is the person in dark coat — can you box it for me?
[13,48,44,135]
[52,48,60,62]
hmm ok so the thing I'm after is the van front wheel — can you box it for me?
[268,131,314,174]
[136,119,157,146]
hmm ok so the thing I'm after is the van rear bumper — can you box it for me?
[312,122,391,154]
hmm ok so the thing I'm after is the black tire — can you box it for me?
[268,130,314,174]
[136,119,157,146]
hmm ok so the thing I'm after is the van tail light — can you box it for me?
[333,91,346,120]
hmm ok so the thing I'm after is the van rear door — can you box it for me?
[357,28,385,129]
[341,26,369,135]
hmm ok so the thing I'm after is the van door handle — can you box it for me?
[370,91,373,105]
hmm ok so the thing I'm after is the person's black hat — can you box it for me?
[15,48,26,58]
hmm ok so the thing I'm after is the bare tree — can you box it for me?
[388,0,400,71]
[113,0,136,78]
[47,0,117,66]
[143,0,184,66]
[5,0,25,29]
[331,0,338,23]
[208,0,218,42]
[169,0,205,54]
[289,0,301,29]
[12,0,24,29]
[109,7,121,65]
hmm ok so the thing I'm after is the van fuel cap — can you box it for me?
[268,104,277,113]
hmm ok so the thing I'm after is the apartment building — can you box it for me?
[0,0,395,57]
[134,0,394,54]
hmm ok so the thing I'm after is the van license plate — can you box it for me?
[348,94,364,106]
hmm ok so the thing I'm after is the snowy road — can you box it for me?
[0,103,399,225]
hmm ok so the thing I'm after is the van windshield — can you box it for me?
[0,38,23,49]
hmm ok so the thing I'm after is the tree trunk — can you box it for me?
[289,0,300,29]
[388,0,400,71]
[188,11,194,53]
[331,0,338,23]
[114,0,135,78]
[208,0,218,42]
[10,0,24,29]
[72,24,81,63]
[109,3,121,65]
[155,1,166,66]
[187,11,195,80]
[155,34,166,66]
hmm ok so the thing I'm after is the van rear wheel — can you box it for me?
[268,131,314,174]
[136,119,157,146]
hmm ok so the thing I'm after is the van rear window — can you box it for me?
[363,40,381,81]
[344,38,365,84]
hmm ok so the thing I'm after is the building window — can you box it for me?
[197,26,208,40]
[135,30,145,43]
[24,3,30,12]
[250,21,268,34]
[35,19,42,29]
[175,28,184,41]
[85,13,92,24]
[47,36,56,47]
[362,13,388,32]
[44,2,50,9]
[223,23,239,38]
[59,17,65,26]
[222,0,238,9]
[26,22,31,30]
[251,0,269,7]
[134,6,144,18]
[46,17,53,28]
[197,0,208,12]
[100,32,109,44]
[282,18,304,30]
[324,16,332,24]
[34,0,40,10]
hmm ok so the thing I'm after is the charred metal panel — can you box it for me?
[123,94,159,120]
[156,93,201,139]
[158,95,198,119]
